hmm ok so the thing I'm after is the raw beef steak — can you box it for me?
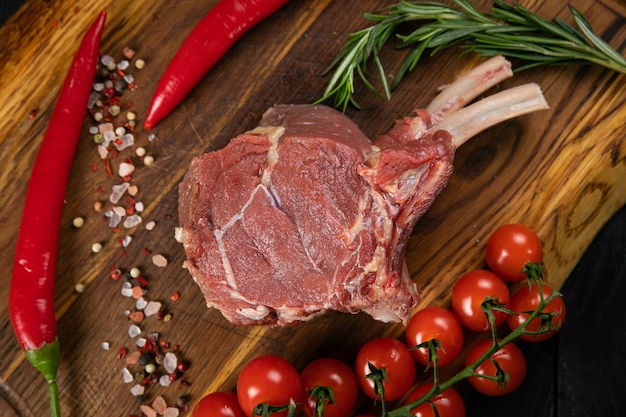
[177,56,548,326]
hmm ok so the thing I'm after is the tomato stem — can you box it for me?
[389,282,561,417]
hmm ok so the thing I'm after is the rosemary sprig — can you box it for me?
[316,0,626,111]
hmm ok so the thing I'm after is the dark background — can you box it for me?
[2,1,625,416]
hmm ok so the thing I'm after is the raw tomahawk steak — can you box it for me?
[177,56,548,326]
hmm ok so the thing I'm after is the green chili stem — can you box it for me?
[48,381,61,417]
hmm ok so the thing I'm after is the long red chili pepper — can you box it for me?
[9,10,106,417]
[143,0,290,130]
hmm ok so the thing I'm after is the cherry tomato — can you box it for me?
[485,223,543,282]
[355,337,416,401]
[451,270,510,332]
[300,358,359,417]
[465,339,526,396]
[192,391,246,417]
[236,355,302,417]
[405,307,464,367]
[507,284,566,342]
[404,382,466,417]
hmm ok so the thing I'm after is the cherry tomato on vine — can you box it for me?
[300,358,359,417]
[404,382,466,417]
[405,307,464,367]
[465,339,526,396]
[192,391,246,417]
[236,355,302,417]
[451,270,510,332]
[507,284,566,342]
[355,337,416,401]
[485,223,543,282]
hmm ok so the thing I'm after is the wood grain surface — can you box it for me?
[0,0,624,416]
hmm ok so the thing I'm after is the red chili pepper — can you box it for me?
[143,0,290,130]
[9,10,106,417]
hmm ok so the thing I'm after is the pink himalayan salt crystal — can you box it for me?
[152,395,167,414]
[125,350,141,365]
[152,254,168,267]
[129,311,144,322]
[139,405,157,417]
[164,407,180,417]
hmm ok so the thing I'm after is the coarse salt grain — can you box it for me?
[145,221,156,231]
[126,350,140,365]
[114,133,134,151]
[163,352,177,374]
[97,145,108,159]
[152,396,167,414]
[131,286,144,299]
[107,211,122,228]
[123,47,136,59]
[121,282,133,297]
[159,374,172,387]
[124,214,142,228]
[101,54,115,67]
[164,407,180,417]
[152,254,167,267]
[135,337,147,348]
[102,130,116,146]
[128,184,139,196]
[130,384,145,396]
[140,405,157,417]
[121,235,133,247]
[129,311,144,322]
[113,206,127,216]
[104,210,117,226]
[101,341,110,350]
[110,183,129,203]
[98,123,114,134]
[128,324,141,338]
[144,301,162,317]
[117,59,129,70]
[136,297,148,310]
[118,162,135,177]
[135,201,144,212]
[122,367,133,384]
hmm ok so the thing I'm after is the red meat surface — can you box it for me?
[177,56,548,326]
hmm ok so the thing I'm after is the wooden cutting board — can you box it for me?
[0,0,624,416]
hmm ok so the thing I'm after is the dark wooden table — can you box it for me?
[1,1,624,416]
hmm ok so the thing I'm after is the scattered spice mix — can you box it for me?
[82,46,190,413]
